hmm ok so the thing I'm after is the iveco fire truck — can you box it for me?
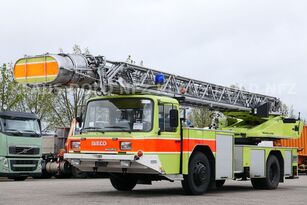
[13,53,303,194]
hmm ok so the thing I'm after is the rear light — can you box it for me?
[120,141,132,150]
[71,141,80,150]
[134,150,143,160]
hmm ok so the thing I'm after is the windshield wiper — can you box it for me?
[104,126,128,129]
[104,126,131,133]
[4,129,22,135]
[22,130,41,137]
[82,127,104,133]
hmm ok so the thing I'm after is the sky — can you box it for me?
[0,0,307,118]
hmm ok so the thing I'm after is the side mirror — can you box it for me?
[169,109,179,128]
[76,115,83,128]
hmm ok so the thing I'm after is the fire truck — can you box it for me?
[14,53,303,195]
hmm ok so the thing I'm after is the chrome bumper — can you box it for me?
[64,153,163,174]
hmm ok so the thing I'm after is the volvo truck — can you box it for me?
[0,111,42,181]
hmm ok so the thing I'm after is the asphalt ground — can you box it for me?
[0,175,307,205]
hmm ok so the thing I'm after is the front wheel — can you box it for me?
[110,173,137,191]
[181,151,211,195]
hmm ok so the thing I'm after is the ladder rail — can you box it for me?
[102,60,281,113]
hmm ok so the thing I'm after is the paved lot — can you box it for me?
[0,176,307,205]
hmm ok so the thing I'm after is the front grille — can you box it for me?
[9,146,40,155]
[10,160,38,171]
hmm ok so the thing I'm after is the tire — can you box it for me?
[251,155,280,190]
[109,173,137,191]
[181,151,211,195]
[251,178,265,189]
[215,180,226,189]
[9,176,27,181]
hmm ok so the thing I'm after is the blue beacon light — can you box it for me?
[155,73,165,85]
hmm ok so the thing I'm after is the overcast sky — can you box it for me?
[1,0,307,118]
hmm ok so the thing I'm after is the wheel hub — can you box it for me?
[269,163,278,182]
[193,162,208,186]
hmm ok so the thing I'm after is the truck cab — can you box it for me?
[0,111,42,180]
[65,95,181,174]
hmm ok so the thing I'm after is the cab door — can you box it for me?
[157,103,181,174]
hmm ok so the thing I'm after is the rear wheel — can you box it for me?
[251,155,280,189]
[110,173,137,191]
[251,178,265,189]
[181,151,211,195]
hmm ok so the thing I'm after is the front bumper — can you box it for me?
[64,153,164,174]
[0,157,42,177]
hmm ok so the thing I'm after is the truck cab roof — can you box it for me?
[0,111,38,119]
[88,94,179,105]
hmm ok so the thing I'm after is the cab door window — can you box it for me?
[159,104,177,132]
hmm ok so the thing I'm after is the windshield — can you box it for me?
[84,98,153,132]
[0,118,41,136]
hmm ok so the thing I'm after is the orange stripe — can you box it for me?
[183,139,216,153]
[67,138,216,153]
[14,62,59,78]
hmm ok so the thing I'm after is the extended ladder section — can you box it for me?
[14,53,281,114]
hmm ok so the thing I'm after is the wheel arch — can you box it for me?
[190,145,215,181]
[269,150,284,182]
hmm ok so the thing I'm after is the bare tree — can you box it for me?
[0,63,24,110]
[52,87,94,127]
[50,45,96,128]
[190,107,213,128]
[280,103,296,118]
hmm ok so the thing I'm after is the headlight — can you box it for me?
[3,158,8,168]
[120,142,132,150]
[71,141,81,149]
